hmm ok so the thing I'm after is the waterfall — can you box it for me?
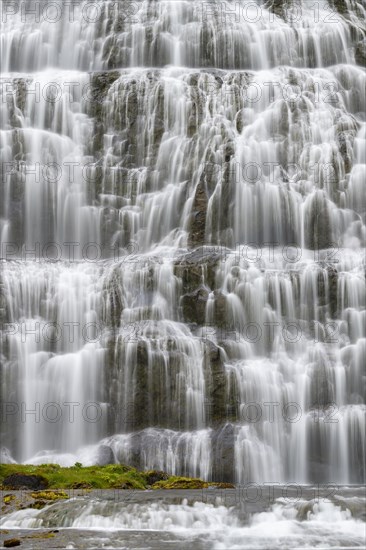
[1,0,365,484]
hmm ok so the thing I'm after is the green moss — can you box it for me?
[30,491,69,501]
[69,481,93,489]
[151,476,235,490]
[3,495,16,504]
[29,500,47,509]
[0,464,147,490]
[0,464,234,491]
[152,476,208,489]
[27,532,56,539]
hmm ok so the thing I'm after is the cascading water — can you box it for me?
[1,0,365,496]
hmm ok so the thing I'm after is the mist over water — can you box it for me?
[1,5,366,544]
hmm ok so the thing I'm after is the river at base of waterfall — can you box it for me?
[1,487,365,549]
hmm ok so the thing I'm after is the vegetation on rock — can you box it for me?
[0,464,233,491]
[0,464,146,490]
[151,476,234,490]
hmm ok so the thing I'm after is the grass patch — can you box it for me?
[0,464,147,490]
[151,476,235,490]
[0,464,234,491]
[30,491,69,500]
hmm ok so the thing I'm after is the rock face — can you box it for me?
[181,285,209,324]
[264,0,293,20]
[2,474,49,490]
[203,342,227,426]
[305,192,333,250]
[174,249,221,293]
[188,179,208,248]
[355,39,366,66]
[211,424,235,483]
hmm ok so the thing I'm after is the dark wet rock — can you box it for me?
[337,132,354,174]
[317,268,329,315]
[278,101,290,136]
[145,470,169,485]
[89,71,120,118]
[223,141,235,163]
[327,266,338,318]
[335,116,358,178]
[109,335,192,431]
[305,192,333,251]
[2,474,48,490]
[152,117,165,144]
[3,539,21,548]
[213,291,227,327]
[200,25,215,67]
[188,178,209,249]
[235,109,245,133]
[104,269,124,327]
[28,500,48,510]
[110,341,149,432]
[181,285,209,325]
[12,78,30,115]
[330,0,349,16]
[103,40,123,69]
[203,341,227,426]
[133,342,151,429]
[174,248,221,293]
[88,71,121,158]
[211,424,235,483]
[355,39,366,66]
[264,0,292,20]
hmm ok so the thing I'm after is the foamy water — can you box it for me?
[1,495,365,549]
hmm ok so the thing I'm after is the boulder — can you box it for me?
[145,470,169,485]
[4,539,21,548]
[2,473,49,490]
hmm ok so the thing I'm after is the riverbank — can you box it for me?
[0,464,233,550]
[0,464,234,493]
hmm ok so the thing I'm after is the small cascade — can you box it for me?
[1,491,365,549]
